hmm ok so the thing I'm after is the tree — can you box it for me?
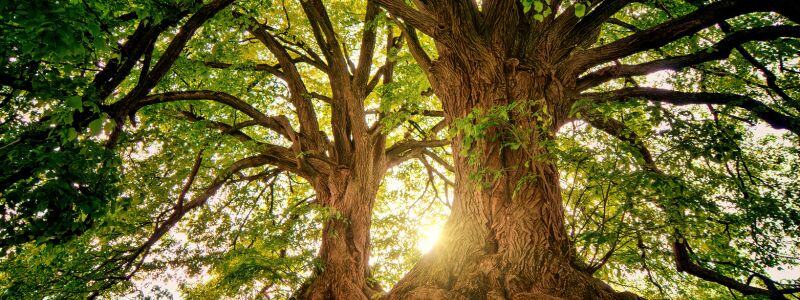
[0,0,246,250]
[1,0,448,298]
[2,0,800,299]
[374,0,800,298]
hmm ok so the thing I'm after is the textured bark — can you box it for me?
[300,151,387,300]
[320,0,799,297]
[385,35,636,299]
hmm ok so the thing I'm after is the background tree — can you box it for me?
[1,0,450,298]
[0,0,235,251]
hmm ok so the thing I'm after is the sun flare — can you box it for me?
[417,224,443,253]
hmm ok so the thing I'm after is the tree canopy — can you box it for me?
[1,0,799,299]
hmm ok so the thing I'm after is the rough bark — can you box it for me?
[299,150,387,300]
[385,32,637,299]
[370,0,800,297]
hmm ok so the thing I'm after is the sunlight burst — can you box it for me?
[417,224,443,253]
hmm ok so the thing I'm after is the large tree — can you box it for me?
[1,0,448,298]
[374,0,800,299]
[3,0,800,299]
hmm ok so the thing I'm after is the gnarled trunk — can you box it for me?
[388,49,636,299]
[388,148,623,299]
[299,145,387,299]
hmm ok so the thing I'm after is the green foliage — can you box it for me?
[521,0,554,21]
[0,130,122,250]
[557,101,800,297]
[2,0,800,299]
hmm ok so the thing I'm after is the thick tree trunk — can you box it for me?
[388,149,626,299]
[387,48,637,299]
[299,147,386,299]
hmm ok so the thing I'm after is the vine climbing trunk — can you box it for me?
[387,43,636,299]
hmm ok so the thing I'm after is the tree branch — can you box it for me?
[177,149,205,209]
[385,139,449,168]
[132,90,299,142]
[576,26,800,91]
[354,2,381,89]
[581,87,800,135]
[581,87,800,300]
[246,19,324,148]
[573,0,800,71]
[673,235,799,298]
[396,20,434,85]
[582,112,659,173]
[271,32,329,72]
[422,148,454,173]
[605,18,640,33]
[366,108,444,117]
[196,60,285,78]
[372,0,439,37]
[178,110,260,143]
[92,16,180,102]
[116,0,235,109]
[564,0,635,49]
[89,155,275,297]
[367,28,405,95]
[717,22,800,112]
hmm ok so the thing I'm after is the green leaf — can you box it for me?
[65,96,82,111]
[534,14,544,21]
[543,7,553,17]
[575,3,587,17]
[534,1,544,12]
[88,117,104,136]
[521,0,533,12]
[66,128,78,142]
[103,118,116,134]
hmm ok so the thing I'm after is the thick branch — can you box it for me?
[396,21,434,85]
[354,2,381,89]
[300,0,373,143]
[385,139,449,168]
[577,26,800,91]
[717,22,800,112]
[197,60,285,78]
[92,16,180,102]
[372,0,439,37]
[582,87,800,135]
[299,0,348,78]
[673,237,798,298]
[132,90,298,142]
[574,0,800,70]
[116,0,234,108]
[565,0,635,49]
[247,19,323,148]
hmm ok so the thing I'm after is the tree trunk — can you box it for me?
[387,48,637,299]
[299,147,386,299]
